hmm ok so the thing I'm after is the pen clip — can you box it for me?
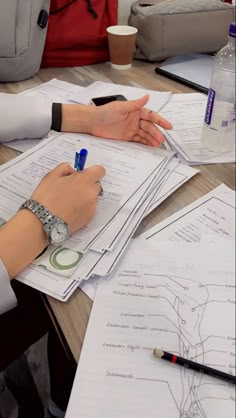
[74,152,80,169]
[74,149,88,171]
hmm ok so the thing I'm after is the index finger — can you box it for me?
[141,108,173,130]
[83,165,106,182]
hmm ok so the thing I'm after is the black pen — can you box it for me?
[154,67,209,95]
[153,348,236,385]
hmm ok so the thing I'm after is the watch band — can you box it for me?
[19,199,65,244]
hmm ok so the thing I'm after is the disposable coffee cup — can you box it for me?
[106,25,138,70]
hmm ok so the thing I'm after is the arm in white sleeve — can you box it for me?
[0,258,17,314]
[0,93,52,142]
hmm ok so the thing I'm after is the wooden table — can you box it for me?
[0,60,235,363]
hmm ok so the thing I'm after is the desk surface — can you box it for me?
[0,60,235,362]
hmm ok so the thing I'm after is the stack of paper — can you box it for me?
[159,94,236,165]
[0,126,199,301]
[0,79,201,301]
[65,184,235,418]
[80,182,235,303]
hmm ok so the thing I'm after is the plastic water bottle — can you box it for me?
[201,22,236,153]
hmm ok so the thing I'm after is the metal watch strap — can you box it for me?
[19,199,65,243]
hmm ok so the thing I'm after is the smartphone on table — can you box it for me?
[91,94,127,106]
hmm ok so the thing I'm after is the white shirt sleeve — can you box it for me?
[0,258,17,315]
[0,93,52,142]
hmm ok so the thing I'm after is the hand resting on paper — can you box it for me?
[62,95,172,147]
[0,93,171,147]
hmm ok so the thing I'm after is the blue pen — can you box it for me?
[74,148,88,171]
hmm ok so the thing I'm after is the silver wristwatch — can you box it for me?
[19,199,70,246]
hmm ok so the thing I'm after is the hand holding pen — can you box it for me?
[32,154,105,236]
[74,148,88,171]
[74,148,103,196]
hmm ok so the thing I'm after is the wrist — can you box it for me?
[61,104,96,134]
[20,199,70,246]
[0,210,48,279]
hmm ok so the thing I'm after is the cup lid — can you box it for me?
[229,22,236,38]
[107,25,138,36]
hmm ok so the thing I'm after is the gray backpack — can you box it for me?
[0,0,50,82]
[129,0,235,62]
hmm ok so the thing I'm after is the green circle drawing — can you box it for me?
[49,248,83,271]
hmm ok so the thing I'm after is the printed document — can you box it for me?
[161,94,235,164]
[72,81,171,113]
[0,131,172,300]
[141,184,235,243]
[66,239,235,418]
[75,161,199,298]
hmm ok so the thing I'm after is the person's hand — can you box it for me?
[89,95,172,147]
[0,163,105,279]
[32,163,105,234]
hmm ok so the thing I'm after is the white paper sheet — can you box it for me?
[66,240,235,418]
[71,159,179,281]
[60,158,174,283]
[18,266,79,302]
[147,162,199,214]
[141,184,235,243]
[72,81,171,113]
[79,275,99,300]
[90,154,173,253]
[160,94,235,164]
[21,78,84,101]
[77,184,158,281]
[74,161,199,301]
[79,161,198,277]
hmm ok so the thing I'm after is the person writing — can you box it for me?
[0,92,172,417]
[0,92,172,308]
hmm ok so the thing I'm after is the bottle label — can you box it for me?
[205,89,216,125]
[207,101,236,133]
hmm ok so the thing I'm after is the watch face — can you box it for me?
[51,222,69,245]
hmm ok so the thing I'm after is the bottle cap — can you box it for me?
[229,22,236,38]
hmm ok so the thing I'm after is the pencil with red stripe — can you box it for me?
[153,348,236,385]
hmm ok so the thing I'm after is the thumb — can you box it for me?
[120,95,149,113]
